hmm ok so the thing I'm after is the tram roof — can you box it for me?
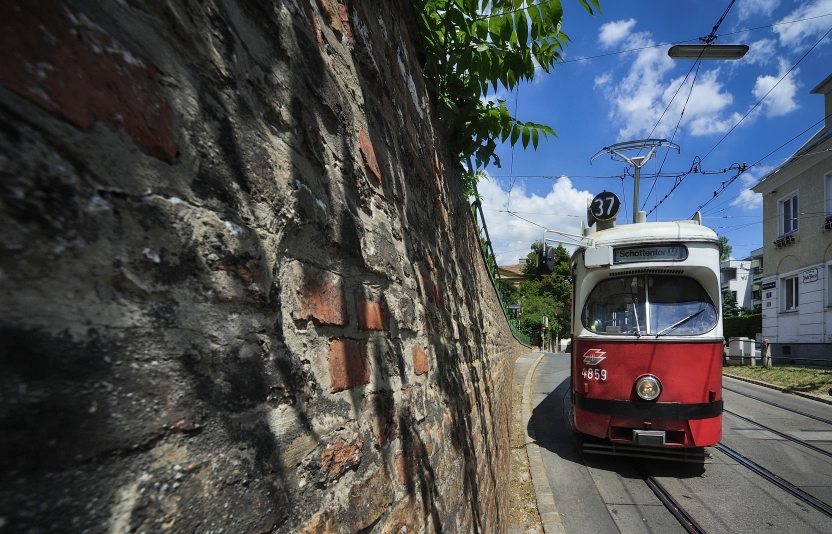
[585,221,719,248]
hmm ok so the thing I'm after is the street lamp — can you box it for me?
[668,44,748,60]
[668,1,749,60]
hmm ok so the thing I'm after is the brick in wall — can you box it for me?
[328,339,370,393]
[0,0,176,163]
[289,261,349,326]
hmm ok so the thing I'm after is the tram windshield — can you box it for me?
[582,275,717,336]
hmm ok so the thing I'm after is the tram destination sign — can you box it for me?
[613,245,688,264]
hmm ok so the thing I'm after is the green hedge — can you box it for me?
[724,314,762,340]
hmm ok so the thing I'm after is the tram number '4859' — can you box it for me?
[582,368,607,381]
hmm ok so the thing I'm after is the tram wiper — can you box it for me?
[655,307,705,338]
[631,301,642,338]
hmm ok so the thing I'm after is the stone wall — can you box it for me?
[0,0,528,532]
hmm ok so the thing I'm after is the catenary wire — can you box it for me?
[701,23,832,164]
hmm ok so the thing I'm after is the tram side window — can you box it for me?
[582,276,646,334]
[582,275,717,336]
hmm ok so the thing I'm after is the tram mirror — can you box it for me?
[584,246,613,268]
[537,246,555,275]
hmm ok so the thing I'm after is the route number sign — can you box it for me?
[590,191,621,221]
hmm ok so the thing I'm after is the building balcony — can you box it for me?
[773,234,797,248]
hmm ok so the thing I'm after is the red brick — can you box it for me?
[348,467,394,532]
[288,261,348,326]
[328,339,370,393]
[0,0,176,163]
[435,283,444,309]
[363,392,397,448]
[315,0,344,37]
[355,289,389,330]
[395,452,414,485]
[320,423,363,482]
[358,128,382,181]
[411,345,428,376]
[381,495,425,534]
[339,4,356,45]
[420,273,435,304]
[297,508,338,534]
[424,427,434,456]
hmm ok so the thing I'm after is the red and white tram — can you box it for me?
[567,195,723,449]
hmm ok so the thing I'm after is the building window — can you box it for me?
[780,193,798,235]
[783,276,799,311]
[828,265,832,307]
[826,172,832,216]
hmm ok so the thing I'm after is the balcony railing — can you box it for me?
[773,234,796,248]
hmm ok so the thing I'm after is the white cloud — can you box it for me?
[598,19,637,48]
[476,175,593,264]
[736,0,780,21]
[739,38,778,66]
[729,168,768,210]
[600,33,741,139]
[752,60,801,117]
[594,72,612,88]
[774,0,832,49]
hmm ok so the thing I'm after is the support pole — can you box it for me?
[633,163,641,224]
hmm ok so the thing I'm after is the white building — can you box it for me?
[749,247,763,310]
[750,72,832,364]
[720,258,752,310]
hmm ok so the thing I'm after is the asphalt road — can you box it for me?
[530,352,832,534]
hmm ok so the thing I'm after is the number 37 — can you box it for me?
[582,368,607,380]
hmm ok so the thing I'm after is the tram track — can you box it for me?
[723,385,832,426]
[723,408,832,459]
[631,460,708,534]
[715,442,832,519]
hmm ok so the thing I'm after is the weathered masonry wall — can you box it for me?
[0,1,528,533]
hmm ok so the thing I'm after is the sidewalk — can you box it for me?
[509,352,565,534]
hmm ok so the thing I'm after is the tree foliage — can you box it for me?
[413,0,600,175]
[719,236,732,262]
[722,290,739,318]
[503,242,572,345]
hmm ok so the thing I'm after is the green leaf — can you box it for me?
[516,10,529,47]
[532,127,539,149]
[521,125,530,149]
[510,123,521,146]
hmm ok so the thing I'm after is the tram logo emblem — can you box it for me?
[583,349,606,365]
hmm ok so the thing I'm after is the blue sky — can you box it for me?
[479,0,832,266]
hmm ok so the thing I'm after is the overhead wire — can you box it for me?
[698,112,832,215]
[700,23,832,164]
[552,13,832,65]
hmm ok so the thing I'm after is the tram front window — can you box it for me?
[582,275,716,336]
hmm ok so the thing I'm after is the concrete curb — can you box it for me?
[724,372,832,406]
[523,353,566,534]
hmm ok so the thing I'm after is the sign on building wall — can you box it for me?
[802,268,818,283]
[761,281,776,290]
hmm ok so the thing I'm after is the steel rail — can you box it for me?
[716,443,832,519]
[723,386,832,426]
[564,385,708,533]
[632,461,708,534]
[724,409,832,459]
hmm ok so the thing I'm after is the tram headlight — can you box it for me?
[635,375,661,401]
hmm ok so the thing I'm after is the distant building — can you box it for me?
[497,264,525,286]
[720,258,752,309]
[749,247,763,310]
[750,72,832,362]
